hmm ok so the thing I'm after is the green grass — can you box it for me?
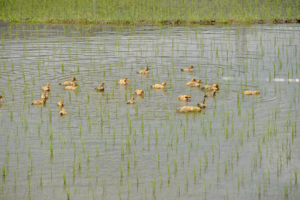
[0,0,299,24]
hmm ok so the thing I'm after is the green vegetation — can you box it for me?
[0,0,300,24]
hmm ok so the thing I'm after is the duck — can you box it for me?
[204,91,217,98]
[151,82,167,89]
[189,80,202,87]
[137,67,150,75]
[31,98,46,105]
[134,90,144,95]
[177,95,191,101]
[64,82,78,90]
[119,78,130,85]
[176,105,201,113]
[0,95,4,102]
[42,84,50,91]
[243,90,260,95]
[127,96,135,104]
[198,98,207,108]
[181,66,195,72]
[201,83,219,91]
[186,78,196,86]
[59,108,67,115]
[59,77,77,86]
[41,91,49,99]
[95,83,106,91]
[57,99,64,106]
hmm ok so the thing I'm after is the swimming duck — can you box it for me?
[177,95,192,101]
[137,67,150,75]
[41,91,49,99]
[198,98,207,108]
[95,83,106,91]
[0,95,4,102]
[181,66,195,72]
[42,84,50,91]
[189,80,202,87]
[31,98,46,105]
[186,78,196,86]
[59,108,67,115]
[176,105,201,113]
[204,91,217,98]
[119,78,130,85]
[59,77,77,86]
[127,96,135,104]
[57,99,64,106]
[151,82,167,89]
[134,90,144,95]
[243,90,260,95]
[201,83,219,91]
[64,82,78,90]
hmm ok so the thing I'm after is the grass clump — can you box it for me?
[1,0,299,24]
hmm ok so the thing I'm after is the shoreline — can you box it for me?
[1,18,300,25]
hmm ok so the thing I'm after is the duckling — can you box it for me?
[59,108,67,115]
[64,82,78,90]
[177,95,192,101]
[127,96,135,104]
[151,82,167,89]
[41,91,49,99]
[186,78,196,86]
[59,77,77,86]
[95,83,106,91]
[198,98,207,108]
[134,90,144,95]
[176,105,201,113]
[204,91,217,98]
[189,80,202,87]
[202,83,219,91]
[31,98,46,105]
[137,67,150,75]
[181,65,195,72]
[42,84,50,91]
[243,90,260,95]
[119,78,130,85]
[0,95,4,102]
[57,99,64,106]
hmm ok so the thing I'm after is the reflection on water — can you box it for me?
[0,22,300,199]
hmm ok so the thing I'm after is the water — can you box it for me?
[0,22,300,199]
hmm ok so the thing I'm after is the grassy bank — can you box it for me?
[1,0,300,24]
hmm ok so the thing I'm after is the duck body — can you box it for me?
[177,95,191,101]
[244,90,260,95]
[186,78,196,86]
[176,106,201,113]
[59,77,77,86]
[181,66,195,72]
[64,82,78,90]
[41,91,49,99]
[134,90,144,95]
[119,78,130,85]
[202,83,219,91]
[31,98,46,105]
[151,82,167,89]
[198,99,207,108]
[127,97,135,104]
[42,84,50,91]
[59,108,67,115]
[137,67,150,75]
[0,95,4,102]
[189,80,202,87]
[204,91,217,98]
[95,83,105,91]
[57,100,64,106]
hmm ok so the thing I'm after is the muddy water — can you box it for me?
[0,22,299,199]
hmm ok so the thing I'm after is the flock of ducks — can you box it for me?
[0,66,260,115]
